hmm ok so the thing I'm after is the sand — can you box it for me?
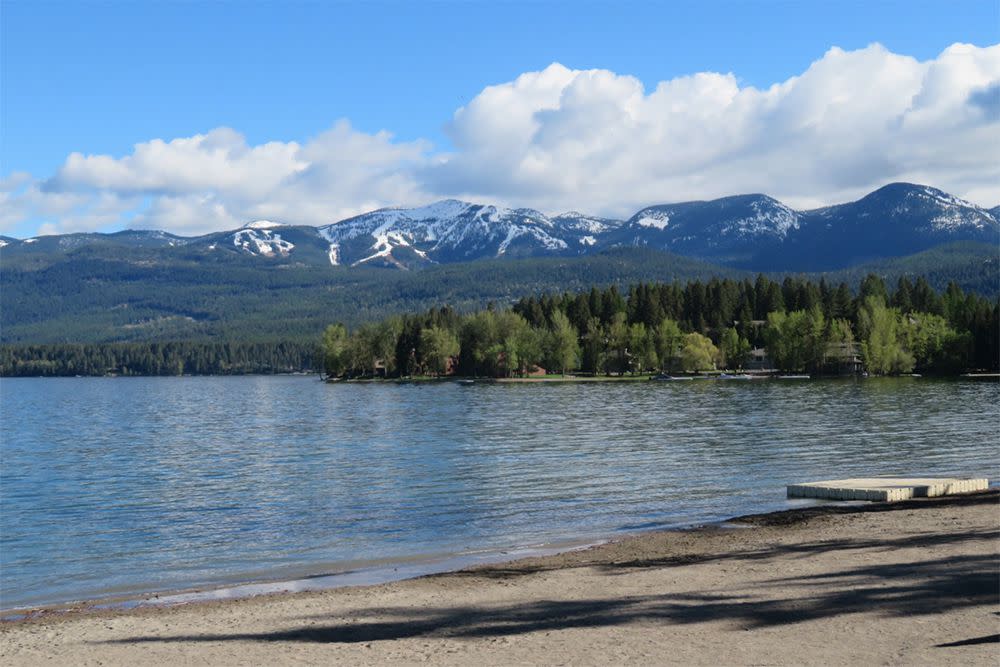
[3,491,998,666]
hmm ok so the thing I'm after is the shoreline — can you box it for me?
[1,535,613,622]
[2,500,811,620]
[2,490,996,665]
[4,490,995,620]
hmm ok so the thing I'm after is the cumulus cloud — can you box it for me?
[4,42,999,237]
[428,42,1000,213]
[13,121,430,236]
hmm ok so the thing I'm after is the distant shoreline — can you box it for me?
[4,372,997,380]
[327,372,998,384]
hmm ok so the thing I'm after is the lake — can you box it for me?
[1,375,997,611]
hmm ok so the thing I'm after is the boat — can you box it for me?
[456,379,476,386]
[652,374,693,381]
[718,373,753,380]
[777,374,810,380]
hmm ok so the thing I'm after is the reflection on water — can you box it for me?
[1,376,997,609]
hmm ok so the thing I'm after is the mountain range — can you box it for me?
[3,183,997,272]
[2,182,997,344]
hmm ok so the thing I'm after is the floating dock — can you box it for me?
[787,477,989,502]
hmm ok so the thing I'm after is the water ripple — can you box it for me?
[1,375,997,610]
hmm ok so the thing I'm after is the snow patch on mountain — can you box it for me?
[920,186,976,209]
[579,235,597,246]
[353,231,417,266]
[394,199,474,223]
[553,212,615,234]
[915,188,994,231]
[723,200,800,237]
[497,224,568,254]
[930,209,988,231]
[232,229,294,256]
[634,211,670,230]
[242,220,285,230]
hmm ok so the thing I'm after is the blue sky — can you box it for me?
[3,1,999,237]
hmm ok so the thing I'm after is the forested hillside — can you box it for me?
[2,243,997,345]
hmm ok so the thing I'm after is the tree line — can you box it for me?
[321,274,1000,378]
[0,341,319,377]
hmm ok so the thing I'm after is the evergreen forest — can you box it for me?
[320,274,1000,378]
[0,341,318,377]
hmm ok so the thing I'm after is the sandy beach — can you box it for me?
[2,491,997,666]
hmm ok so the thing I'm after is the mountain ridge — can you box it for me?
[3,183,997,272]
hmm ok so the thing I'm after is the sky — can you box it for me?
[2,0,998,238]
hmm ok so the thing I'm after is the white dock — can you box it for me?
[787,477,989,502]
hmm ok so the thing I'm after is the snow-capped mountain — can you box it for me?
[2,184,996,272]
[608,194,801,265]
[185,223,333,263]
[549,211,620,249]
[229,227,294,257]
[806,184,996,233]
[768,183,1000,269]
[316,200,573,268]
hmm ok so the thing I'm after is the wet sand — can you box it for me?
[3,491,998,665]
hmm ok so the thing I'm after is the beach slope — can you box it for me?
[3,491,998,665]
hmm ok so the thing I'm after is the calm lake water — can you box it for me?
[1,376,997,610]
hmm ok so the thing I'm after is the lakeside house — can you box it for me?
[744,343,863,375]
[824,341,864,375]
[745,347,772,371]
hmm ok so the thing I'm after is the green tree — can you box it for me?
[546,310,580,374]
[830,282,854,320]
[419,326,460,376]
[628,322,657,373]
[490,311,542,377]
[892,277,914,313]
[719,327,751,370]
[898,312,969,373]
[679,332,718,372]
[859,274,889,306]
[374,318,403,376]
[857,296,914,375]
[823,318,857,372]
[605,312,630,375]
[347,324,378,376]
[321,323,349,377]
[581,317,605,375]
[763,307,827,373]
[653,318,683,372]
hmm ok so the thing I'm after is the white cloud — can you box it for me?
[4,42,999,237]
[427,42,1000,213]
[2,173,140,236]
[16,121,430,236]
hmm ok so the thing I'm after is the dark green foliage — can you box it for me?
[0,341,318,376]
[0,248,739,344]
[3,243,997,346]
